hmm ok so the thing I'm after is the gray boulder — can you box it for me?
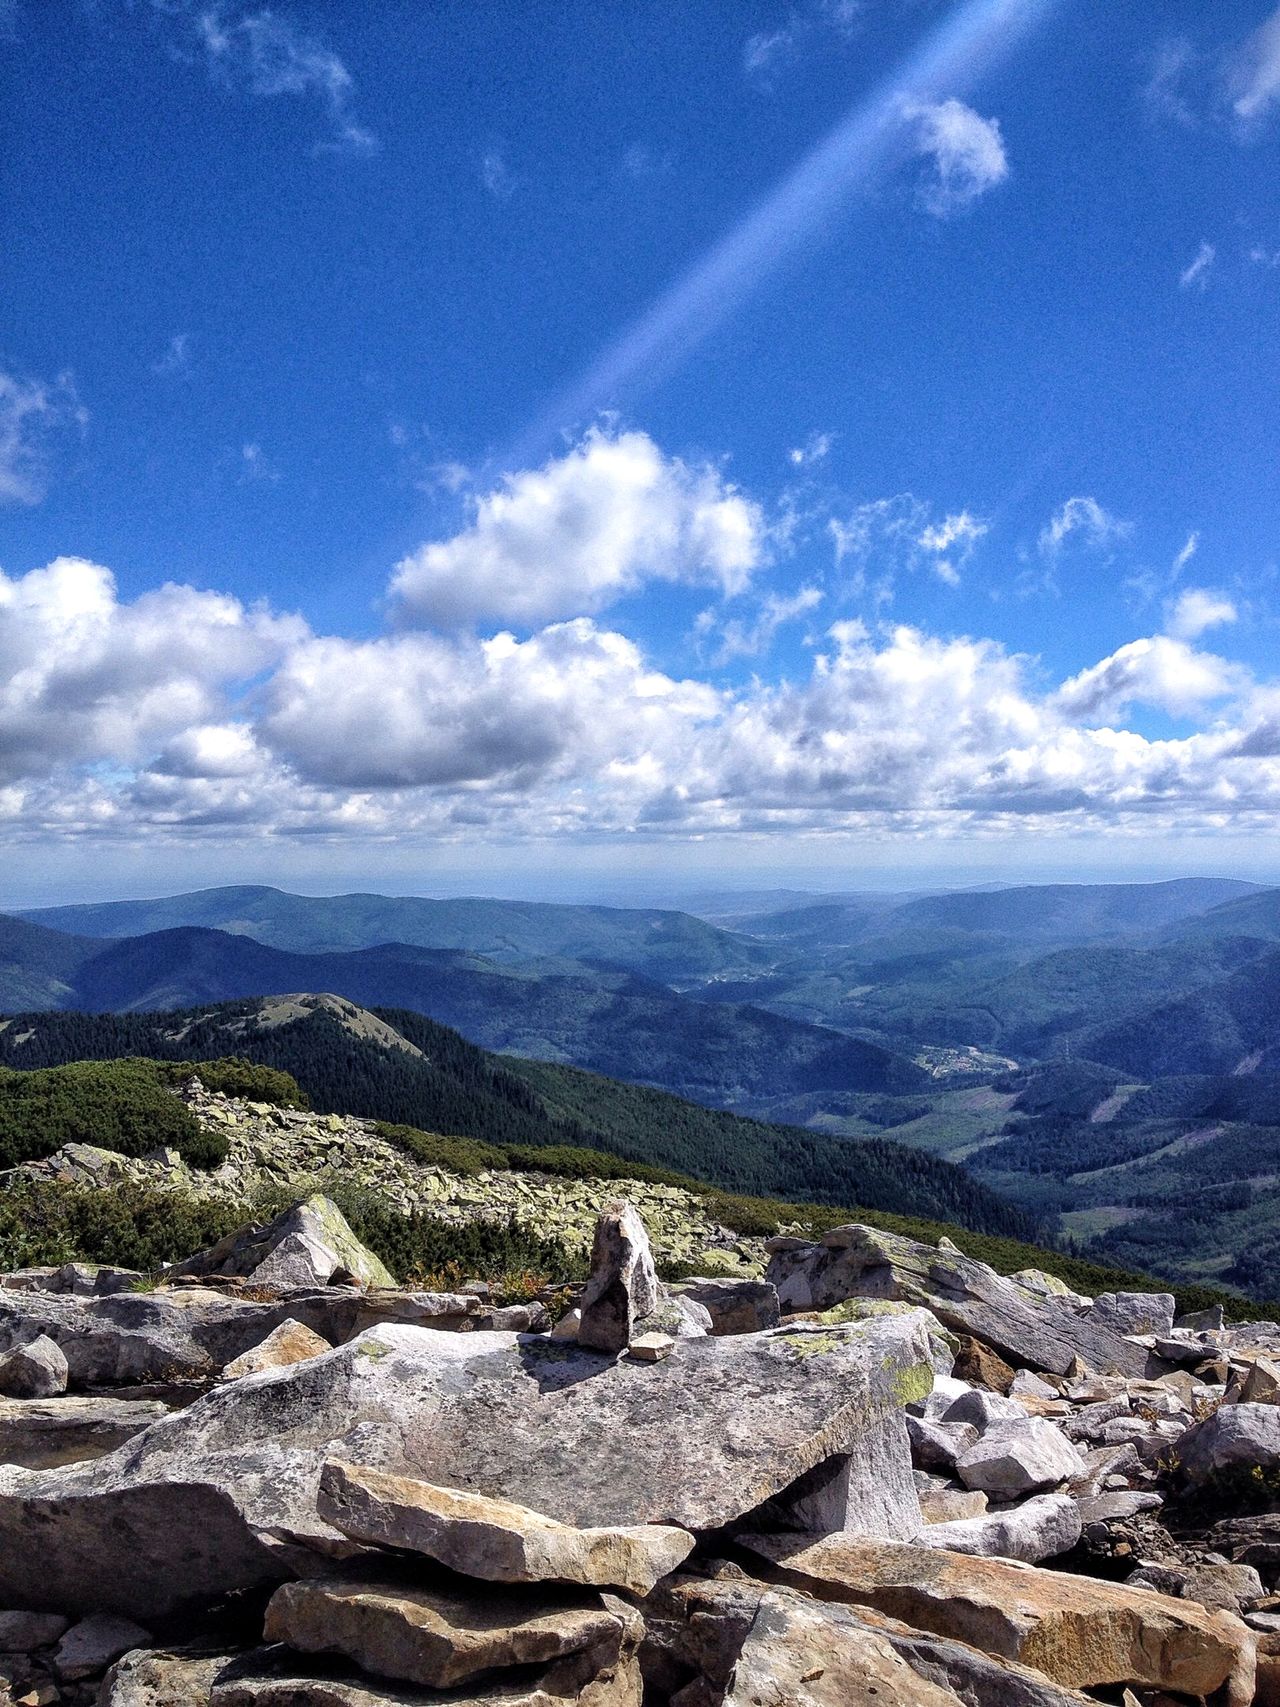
[0,1311,935,1617]
[914,1492,1082,1563]
[576,1201,661,1353]
[668,1278,780,1336]
[101,1646,239,1707]
[0,1334,69,1398]
[765,1225,1147,1378]
[54,1614,153,1680]
[1089,1292,1176,1338]
[907,1415,978,1473]
[941,1389,1027,1431]
[1175,1402,1280,1484]
[173,1195,394,1290]
[955,1419,1083,1498]
[0,1609,69,1649]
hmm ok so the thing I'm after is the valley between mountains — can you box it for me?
[5,877,1280,1302]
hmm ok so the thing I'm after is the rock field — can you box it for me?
[5,1167,1280,1702]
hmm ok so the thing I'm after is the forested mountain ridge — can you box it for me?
[0,994,1034,1239]
[17,886,773,981]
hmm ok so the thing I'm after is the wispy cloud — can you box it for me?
[237,442,280,484]
[1228,5,1280,128]
[0,369,87,506]
[185,4,377,154]
[1143,11,1280,139]
[904,98,1008,216]
[1038,496,1132,558]
[1172,531,1200,576]
[696,585,823,663]
[152,333,191,377]
[479,147,519,201]
[1179,240,1216,291]
[1140,38,1200,127]
[830,494,986,598]
[744,0,863,86]
[787,431,835,468]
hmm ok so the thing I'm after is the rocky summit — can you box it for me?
[3,1193,1280,1705]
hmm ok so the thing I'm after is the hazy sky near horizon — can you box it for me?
[3,0,1280,899]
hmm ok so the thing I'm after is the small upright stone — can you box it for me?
[577,1200,660,1354]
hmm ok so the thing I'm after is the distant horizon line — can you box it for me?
[6,870,1274,916]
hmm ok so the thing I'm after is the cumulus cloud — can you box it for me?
[1166,587,1238,640]
[5,557,1280,843]
[904,99,1008,216]
[1179,240,1216,291]
[1038,496,1132,557]
[0,369,86,506]
[194,4,376,153]
[1054,636,1245,723]
[258,619,717,794]
[390,429,765,629]
[0,557,303,786]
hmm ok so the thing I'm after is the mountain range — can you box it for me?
[7,876,1280,1296]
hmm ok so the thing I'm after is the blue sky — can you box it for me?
[2,0,1280,902]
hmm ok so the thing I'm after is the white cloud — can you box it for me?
[0,557,302,785]
[788,432,834,468]
[259,619,716,791]
[1179,240,1216,291]
[904,99,1008,217]
[194,4,376,153]
[0,369,86,506]
[1053,635,1245,723]
[6,562,1280,842]
[1228,5,1280,126]
[917,510,988,586]
[390,429,765,629]
[1166,587,1238,640]
[1250,243,1280,267]
[1038,496,1132,557]
[697,585,823,664]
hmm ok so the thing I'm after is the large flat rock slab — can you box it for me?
[766,1225,1147,1378]
[738,1530,1255,1701]
[0,1286,478,1385]
[649,1574,1099,1707]
[0,1313,934,1618]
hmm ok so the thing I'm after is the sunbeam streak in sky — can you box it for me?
[511,0,1059,466]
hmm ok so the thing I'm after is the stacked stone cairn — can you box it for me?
[5,1194,1280,1702]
